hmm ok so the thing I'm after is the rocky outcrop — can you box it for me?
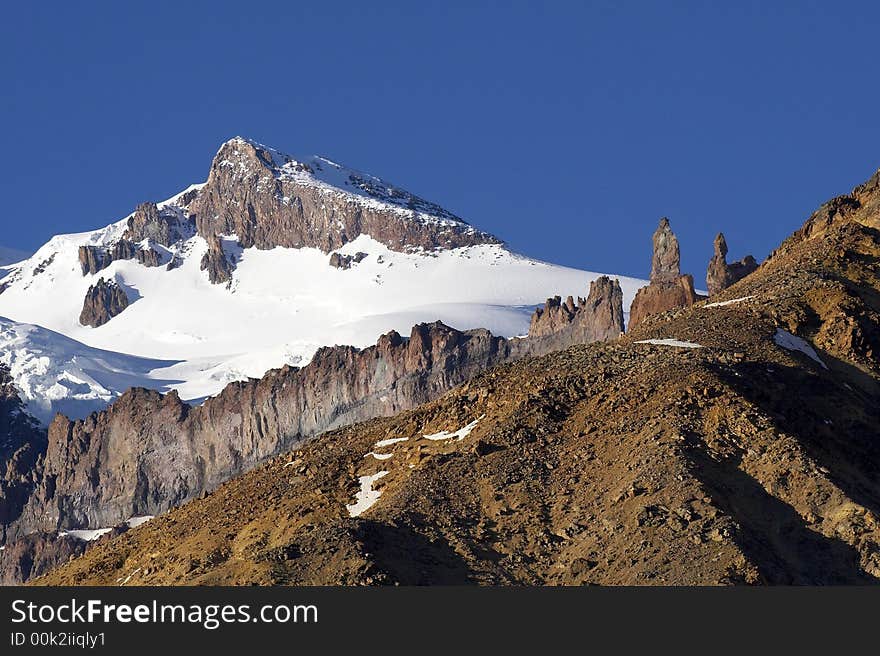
[528,276,625,349]
[329,252,368,269]
[79,278,129,327]
[78,240,165,276]
[778,168,880,254]
[124,202,194,247]
[629,218,700,329]
[706,233,758,296]
[200,234,235,284]
[78,245,112,275]
[189,138,499,260]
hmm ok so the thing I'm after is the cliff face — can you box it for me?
[189,138,499,256]
[628,218,701,329]
[79,278,129,327]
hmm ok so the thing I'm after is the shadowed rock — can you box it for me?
[200,234,235,284]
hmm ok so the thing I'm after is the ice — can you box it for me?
[374,437,409,448]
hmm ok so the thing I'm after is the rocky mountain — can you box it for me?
[1,276,625,582]
[706,233,758,296]
[31,165,880,586]
[0,137,644,421]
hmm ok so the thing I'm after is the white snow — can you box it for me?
[0,141,646,422]
[373,437,409,448]
[635,338,704,349]
[58,527,113,542]
[773,329,827,369]
[704,296,754,308]
[126,515,154,528]
[365,451,394,461]
[424,417,482,441]
[346,471,389,517]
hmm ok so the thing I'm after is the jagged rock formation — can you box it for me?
[77,245,112,275]
[629,218,701,329]
[36,184,880,586]
[189,138,499,258]
[329,252,368,269]
[200,234,235,284]
[78,241,165,276]
[79,278,129,327]
[528,276,624,349]
[123,202,194,247]
[1,276,625,581]
[706,233,758,296]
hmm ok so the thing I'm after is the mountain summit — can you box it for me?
[0,137,643,421]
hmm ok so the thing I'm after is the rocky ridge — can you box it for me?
[0,277,624,582]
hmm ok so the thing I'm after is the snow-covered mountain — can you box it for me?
[0,137,645,422]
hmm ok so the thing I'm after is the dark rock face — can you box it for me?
[200,234,235,284]
[706,233,758,296]
[329,252,368,269]
[78,245,112,275]
[189,138,500,258]
[528,276,625,349]
[629,218,701,329]
[79,278,129,327]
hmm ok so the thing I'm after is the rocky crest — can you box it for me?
[706,233,758,296]
[79,278,129,327]
[629,218,701,329]
[189,138,499,258]
[529,276,625,349]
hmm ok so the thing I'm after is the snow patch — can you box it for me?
[423,416,483,441]
[58,528,113,542]
[374,437,409,448]
[704,296,754,308]
[635,338,704,349]
[346,471,389,517]
[773,329,827,369]
[365,451,394,461]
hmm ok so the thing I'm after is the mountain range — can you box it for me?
[0,137,877,586]
[0,137,643,424]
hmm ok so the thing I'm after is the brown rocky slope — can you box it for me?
[36,186,880,585]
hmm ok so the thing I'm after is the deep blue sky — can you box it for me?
[2,1,878,279]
